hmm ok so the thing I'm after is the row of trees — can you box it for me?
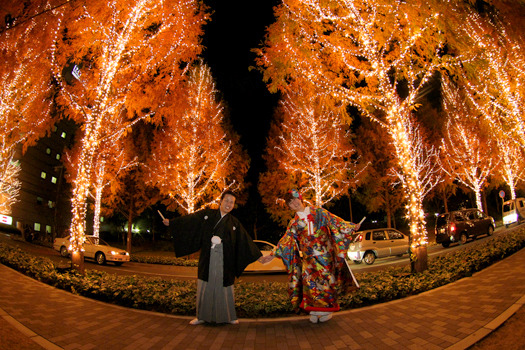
[1,0,524,274]
[254,0,525,271]
[0,0,245,272]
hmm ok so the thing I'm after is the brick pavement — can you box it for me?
[1,249,524,350]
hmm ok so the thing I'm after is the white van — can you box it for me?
[502,197,525,228]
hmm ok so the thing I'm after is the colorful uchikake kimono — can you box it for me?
[272,206,359,313]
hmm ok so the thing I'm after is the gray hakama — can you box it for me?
[196,243,237,323]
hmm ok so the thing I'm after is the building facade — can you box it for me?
[9,119,77,241]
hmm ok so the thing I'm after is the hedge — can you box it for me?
[1,228,524,318]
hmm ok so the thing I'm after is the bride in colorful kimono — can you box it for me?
[260,189,361,323]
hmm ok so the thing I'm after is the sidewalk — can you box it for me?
[1,249,524,350]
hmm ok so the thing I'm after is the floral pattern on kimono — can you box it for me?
[272,206,358,312]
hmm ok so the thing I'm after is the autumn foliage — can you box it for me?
[48,0,208,256]
[259,87,359,226]
[0,1,61,213]
[147,61,249,215]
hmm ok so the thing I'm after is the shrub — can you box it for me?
[130,255,198,267]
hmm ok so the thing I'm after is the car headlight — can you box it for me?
[347,250,359,259]
[107,251,119,255]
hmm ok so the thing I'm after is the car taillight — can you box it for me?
[450,223,456,232]
[354,234,363,242]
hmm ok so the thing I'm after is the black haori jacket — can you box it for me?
[171,208,262,287]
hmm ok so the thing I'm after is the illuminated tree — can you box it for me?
[259,87,360,225]
[494,137,525,201]
[64,114,140,239]
[0,160,21,215]
[256,0,447,271]
[0,1,61,214]
[92,143,138,238]
[441,81,497,212]
[448,6,525,149]
[148,61,248,215]
[50,0,207,270]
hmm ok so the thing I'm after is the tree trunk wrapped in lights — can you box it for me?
[259,87,362,226]
[50,0,208,272]
[255,0,447,271]
[148,61,249,215]
[0,157,21,215]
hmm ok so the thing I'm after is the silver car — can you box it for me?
[347,228,409,265]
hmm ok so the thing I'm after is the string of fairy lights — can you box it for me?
[148,62,236,215]
[275,88,358,207]
[441,79,496,212]
[460,10,525,150]
[3,0,523,266]
[1,14,55,216]
[496,138,525,200]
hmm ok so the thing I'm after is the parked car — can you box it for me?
[435,208,495,248]
[502,197,525,228]
[347,228,409,265]
[244,240,286,273]
[53,235,130,266]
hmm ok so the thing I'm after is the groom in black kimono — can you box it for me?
[164,191,262,325]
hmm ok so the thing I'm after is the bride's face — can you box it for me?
[287,198,305,213]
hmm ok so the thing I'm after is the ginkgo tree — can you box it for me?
[255,0,447,271]
[50,0,208,271]
[259,87,361,225]
[148,61,249,215]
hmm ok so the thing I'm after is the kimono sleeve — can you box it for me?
[233,222,262,278]
[323,209,359,254]
[171,210,207,257]
[272,222,297,271]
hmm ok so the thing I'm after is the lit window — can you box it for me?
[48,200,54,208]
[46,225,52,234]
[60,132,66,139]
[51,176,57,184]
[34,223,41,231]
[36,197,43,205]
[46,148,51,155]
[56,153,61,160]
[41,171,46,179]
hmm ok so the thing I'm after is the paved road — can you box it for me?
[0,224,512,283]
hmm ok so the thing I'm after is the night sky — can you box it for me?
[198,1,290,236]
[201,1,281,186]
[197,1,366,234]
